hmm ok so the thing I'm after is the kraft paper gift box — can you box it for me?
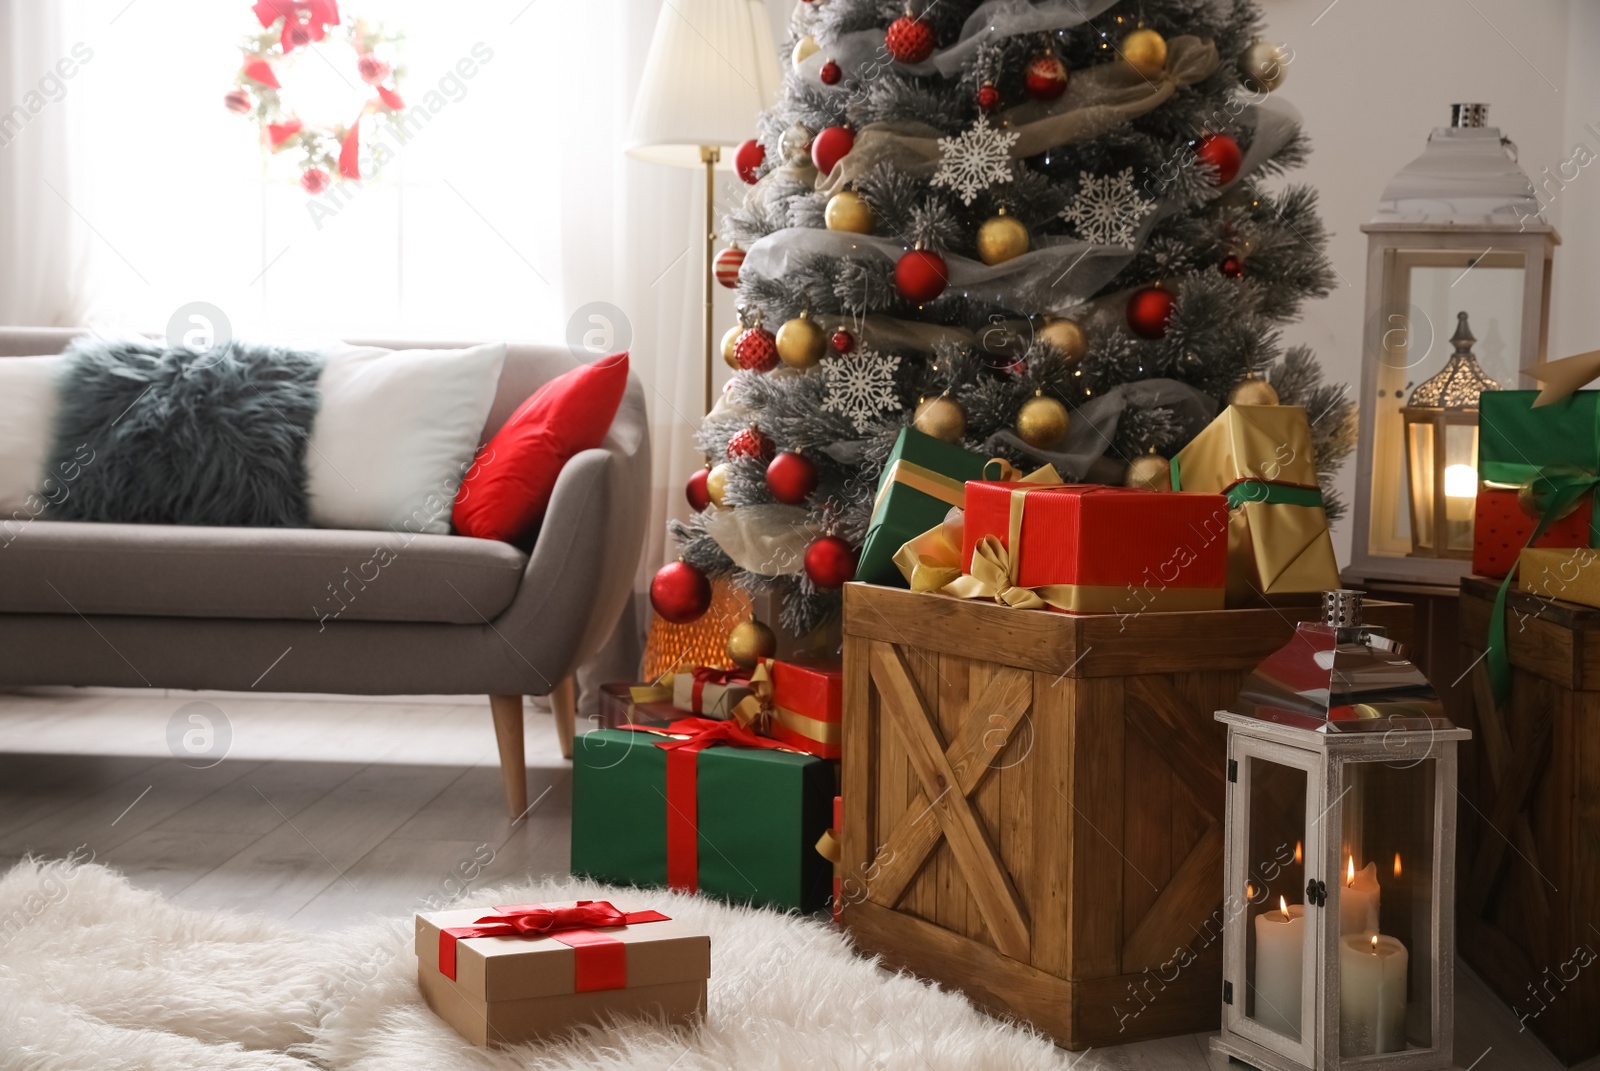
[1170,404,1340,605]
[856,426,991,585]
[415,901,710,1047]
[1474,390,1600,578]
[670,668,752,719]
[571,720,834,914]
[955,480,1228,613]
[597,683,678,730]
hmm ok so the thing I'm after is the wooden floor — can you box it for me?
[0,689,1569,1070]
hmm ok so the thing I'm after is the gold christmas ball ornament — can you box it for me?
[1239,39,1289,93]
[1229,375,1280,406]
[776,311,826,369]
[1035,317,1087,362]
[1120,28,1168,77]
[824,189,875,234]
[792,34,819,68]
[721,325,743,369]
[976,210,1030,266]
[1016,393,1069,449]
[913,394,966,443]
[726,618,778,668]
[706,463,732,508]
[1125,452,1172,491]
[778,122,814,166]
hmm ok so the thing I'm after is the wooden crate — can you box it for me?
[1459,577,1600,1065]
[839,583,1412,1050]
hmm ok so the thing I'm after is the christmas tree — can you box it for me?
[663,0,1353,639]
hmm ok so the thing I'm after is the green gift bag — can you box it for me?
[856,427,990,585]
[571,727,835,914]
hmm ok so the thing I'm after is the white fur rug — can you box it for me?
[0,859,1074,1070]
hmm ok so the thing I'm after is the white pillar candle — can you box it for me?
[1340,857,1380,936]
[1340,934,1409,1055]
[1252,898,1305,1039]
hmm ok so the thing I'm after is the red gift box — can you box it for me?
[1472,488,1593,578]
[746,659,842,760]
[959,481,1228,614]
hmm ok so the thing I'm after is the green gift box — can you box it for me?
[856,426,990,585]
[571,727,835,914]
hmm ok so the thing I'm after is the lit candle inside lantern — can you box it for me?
[1252,896,1305,1039]
[1444,463,1477,522]
[1340,933,1409,1055]
[1340,855,1381,936]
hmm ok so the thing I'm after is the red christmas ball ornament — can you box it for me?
[1126,286,1176,340]
[686,468,712,512]
[714,246,745,289]
[804,535,857,589]
[224,88,253,114]
[766,451,818,505]
[819,59,842,85]
[299,168,330,195]
[885,14,934,64]
[895,247,949,303]
[1219,255,1244,278]
[650,560,712,624]
[734,138,765,184]
[357,55,391,85]
[726,426,773,461]
[977,82,1001,112]
[830,328,855,354]
[734,325,779,372]
[811,125,855,176]
[1024,51,1069,101]
[1195,133,1242,185]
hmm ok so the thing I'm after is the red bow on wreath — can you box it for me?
[252,0,341,54]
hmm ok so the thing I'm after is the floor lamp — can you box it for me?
[624,0,781,414]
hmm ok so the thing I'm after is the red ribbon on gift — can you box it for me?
[438,900,670,992]
[621,717,800,892]
[687,665,749,714]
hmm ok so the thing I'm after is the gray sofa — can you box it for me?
[0,327,651,816]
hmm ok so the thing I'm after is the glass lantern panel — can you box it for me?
[1243,755,1311,1042]
[1444,423,1479,554]
[1338,757,1437,1058]
[1368,250,1524,559]
[1405,418,1436,553]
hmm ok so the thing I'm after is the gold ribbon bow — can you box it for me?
[892,462,1062,596]
[732,661,773,732]
[629,663,691,705]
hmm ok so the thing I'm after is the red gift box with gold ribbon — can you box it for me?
[735,659,843,760]
[955,481,1228,614]
[415,899,710,1047]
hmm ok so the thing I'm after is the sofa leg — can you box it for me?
[551,676,576,761]
[488,694,528,819]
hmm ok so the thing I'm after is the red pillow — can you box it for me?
[452,352,629,544]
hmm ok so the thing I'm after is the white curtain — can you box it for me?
[0,0,90,325]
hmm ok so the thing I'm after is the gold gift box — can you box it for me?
[1519,547,1600,608]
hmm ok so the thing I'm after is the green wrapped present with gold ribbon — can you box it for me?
[856,427,991,586]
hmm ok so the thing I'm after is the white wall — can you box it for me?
[1258,0,1580,560]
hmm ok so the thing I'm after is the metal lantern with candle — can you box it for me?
[1400,311,1502,558]
[1211,590,1470,1071]
[1349,103,1557,586]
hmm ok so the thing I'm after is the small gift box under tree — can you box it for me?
[415,901,710,1047]
[856,427,990,586]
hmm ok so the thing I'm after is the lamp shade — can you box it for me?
[625,0,781,169]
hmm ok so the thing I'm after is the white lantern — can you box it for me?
[1210,591,1470,1070]
[1348,104,1558,585]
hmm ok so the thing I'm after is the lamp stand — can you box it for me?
[700,145,720,415]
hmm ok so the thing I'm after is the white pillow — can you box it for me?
[0,355,66,518]
[307,342,507,534]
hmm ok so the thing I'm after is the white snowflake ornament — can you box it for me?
[930,115,1019,206]
[822,349,902,432]
[1060,167,1156,247]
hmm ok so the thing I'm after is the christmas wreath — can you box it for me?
[224,1,406,194]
